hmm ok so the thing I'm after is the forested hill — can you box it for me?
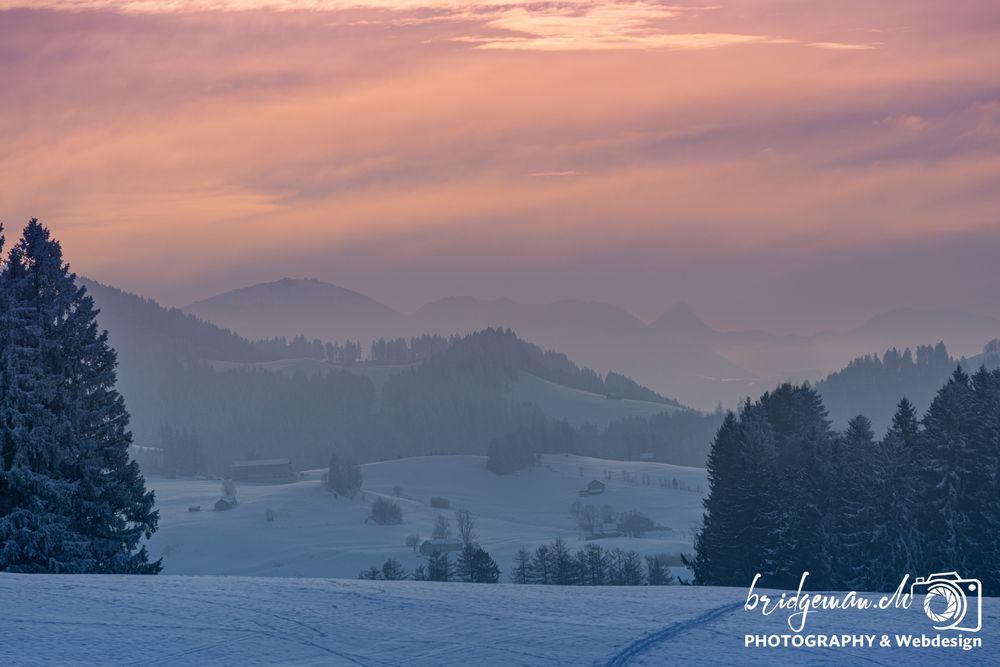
[390,328,681,406]
[815,342,958,434]
[85,279,677,405]
[82,279,685,473]
[81,278,357,363]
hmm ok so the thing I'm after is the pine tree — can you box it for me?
[455,544,500,583]
[0,224,88,571]
[835,415,877,589]
[762,384,836,590]
[730,403,784,587]
[645,555,674,585]
[381,558,408,581]
[868,398,922,590]
[427,551,451,582]
[690,411,743,585]
[963,368,1000,590]
[915,367,975,574]
[0,220,159,573]
[455,543,477,582]
[327,452,362,498]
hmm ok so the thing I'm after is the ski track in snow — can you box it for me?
[604,601,743,667]
[1,574,997,666]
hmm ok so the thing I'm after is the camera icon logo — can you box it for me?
[911,572,982,632]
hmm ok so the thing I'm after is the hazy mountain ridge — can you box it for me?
[178,278,1000,410]
[80,278,691,470]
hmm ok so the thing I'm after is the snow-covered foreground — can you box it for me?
[146,454,705,579]
[1,574,995,666]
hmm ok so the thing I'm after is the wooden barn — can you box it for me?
[578,479,606,497]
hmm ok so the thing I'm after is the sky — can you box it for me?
[1,0,999,332]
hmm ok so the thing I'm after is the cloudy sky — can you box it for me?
[1,1,998,332]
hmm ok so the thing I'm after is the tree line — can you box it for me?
[815,342,956,434]
[487,409,726,474]
[361,538,675,586]
[510,539,674,586]
[690,369,1000,592]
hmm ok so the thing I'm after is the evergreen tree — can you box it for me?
[692,403,783,586]
[835,415,877,589]
[327,452,362,498]
[868,398,922,590]
[645,555,674,586]
[731,403,784,586]
[455,543,500,583]
[915,367,975,574]
[761,384,836,590]
[455,543,477,582]
[963,368,1000,590]
[0,220,158,573]
[381,558,408,581]
[427,551,451,582]
[690,412,743,585]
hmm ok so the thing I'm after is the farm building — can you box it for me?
[214,495,237,511]
[230,458,294,482]
[578,480,606,496]
[419,539,464,556]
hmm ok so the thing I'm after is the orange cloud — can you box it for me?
[1,1,999,322]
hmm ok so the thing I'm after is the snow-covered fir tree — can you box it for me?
[692,374,1000,592]
[835,415,877,590]
[0,220,159,574]
[455,543,500,583]
[868,398,922,590]
[915,367,975,575]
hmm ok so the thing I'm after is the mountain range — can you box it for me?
[180,278,1000,410]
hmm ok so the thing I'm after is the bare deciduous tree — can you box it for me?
[455,509,476,545]
[432,514,451,540]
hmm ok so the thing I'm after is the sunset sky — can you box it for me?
[1,1,999,332]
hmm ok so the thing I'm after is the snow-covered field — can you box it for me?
[2,574,995,666]
[146,454,705,579]
[507,373,677,427]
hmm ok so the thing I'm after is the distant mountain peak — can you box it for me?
[651,302,714,336]
[182,278,401,341]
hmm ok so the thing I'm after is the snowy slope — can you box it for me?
[1,574,995,666]
[507,373,677,427]
[145,454,705,579]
